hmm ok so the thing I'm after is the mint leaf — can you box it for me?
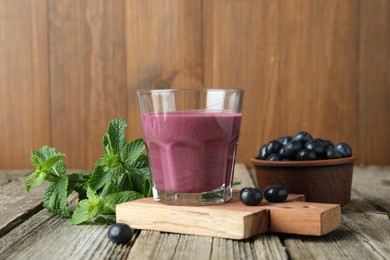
[27,118,152,225]
[105,118,128,154]
[30,151,45,169]
[32,146,65,172]
[25,170,47,192]
[43,154,65,172]
[102,190,144,214]
[132,153,149,168]
[26,147,66,191]
[97,153,120,168]
[94,216,116,224]
[43,173,70,218]
[87,165,131,193]
[71,187,102,225]
[121,137,145,165]
[67,173,90,199]
[126,167,152,197]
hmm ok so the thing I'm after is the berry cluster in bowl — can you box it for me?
[258,131,353,161]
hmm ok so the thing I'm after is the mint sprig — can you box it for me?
[25,118,151,224]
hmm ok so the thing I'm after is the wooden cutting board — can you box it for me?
[116,192,341,240]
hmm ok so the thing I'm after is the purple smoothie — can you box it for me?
[141,111,241,194]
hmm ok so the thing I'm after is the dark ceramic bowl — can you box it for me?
[250,156,357,206]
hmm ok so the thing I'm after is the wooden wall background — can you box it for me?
[0,0,389,169]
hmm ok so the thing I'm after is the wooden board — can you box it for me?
[116,192,341,240]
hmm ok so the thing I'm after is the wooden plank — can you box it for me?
[267,201,340,236]
[279,0,359,153]
[0,176,45,237]
[0,170,31,186]
[283,191,390,259]
[116,193,341,239]
[211,235,288,260]
[352,166,390,211]
[0,210,124,259]
[0,0,51,168]
[125,0,203,141]
[48,0,128,169]
[1,167,389,259]
[282,167,390,258]
[116,193,268,240]
[359,0,390,165]
[129,230,289,260]
[233,163,256,189]
[117,164,339,239]
[203,0,281,166]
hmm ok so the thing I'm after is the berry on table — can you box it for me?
[264,185,288,203]
[240,187,263,206]
[107,223,133,245]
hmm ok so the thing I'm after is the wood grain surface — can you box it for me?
[358,0,390,165]
[0,165,389,259]
[48,0,128,169]
[125,0,203,141]
[116,194,340,239]
[0,0,51,168]
[1,0,390,169]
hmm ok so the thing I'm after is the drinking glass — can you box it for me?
[138,88,243,205]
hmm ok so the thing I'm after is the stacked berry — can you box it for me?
[258,131,352,161]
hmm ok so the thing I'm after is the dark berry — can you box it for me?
[258,144,269,160]
[108,223,133,245]
[240,187,263,206]
[267,153,283,161]
[264,185,288,203]
[292,131,313,145]
[313,138,325,146]
[335,142,352,157]
[326,148,342,159]
[280,140,303,160]
[305,140,325,158]
[277,136,292,146]
[322,139,334,149]
[266,140,284,154]
[296,149,317,160]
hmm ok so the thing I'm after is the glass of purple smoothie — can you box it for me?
[137,88,243,205]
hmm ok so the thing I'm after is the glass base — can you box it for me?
[152,186,233,205]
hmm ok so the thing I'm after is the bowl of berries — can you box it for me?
[250,131,356,206]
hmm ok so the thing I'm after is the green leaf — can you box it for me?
[26,118,152,226]
[43,154,65,172]
[30,146,65,176]
[87,165,128,192]
[40,146,57,158]
[132,154,149,168]
[127,167,151,197]
[30,151,45,169]
[121,138,145,164]
[94,216,116,224]
[143,177,152,197]
[43,173,70,218]
[67,173,90,199]
[105,118,128,154]
[96,153,120,168]
[25,170,47,192]
[102,190,144,214]
[102,133,113,155]
[71,187,102,225]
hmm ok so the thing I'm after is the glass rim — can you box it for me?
[137,88,244,94]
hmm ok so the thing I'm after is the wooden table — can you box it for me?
[1,165,389,259]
